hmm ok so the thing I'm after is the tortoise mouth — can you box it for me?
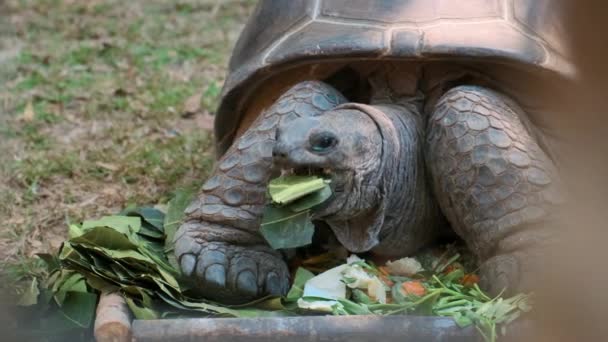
[290,166,331,177]
[281,166,346,190]
[278,165,350,215]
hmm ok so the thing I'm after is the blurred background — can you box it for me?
[532,1,608,341]
[1,0,608,341]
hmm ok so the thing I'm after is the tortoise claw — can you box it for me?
[180,254,196,276]
[235,270,258,297]
[204,264,227,290]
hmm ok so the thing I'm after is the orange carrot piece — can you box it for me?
[401,280,426,297]
[461,274,480,287]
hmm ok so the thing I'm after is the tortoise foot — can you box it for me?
[176,222,289,303]
[478,248,547,296]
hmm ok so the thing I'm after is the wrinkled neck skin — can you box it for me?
[321,103,442,257]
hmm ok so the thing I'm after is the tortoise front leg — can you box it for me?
[426,85,563,295]
[174,81,346,303]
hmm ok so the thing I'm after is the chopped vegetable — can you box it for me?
[368,277,388,304]
[401,280,427,297]
[294,252,532,342]
[342,264,374,289]
[296,298,336,312]
[461,274,480,287]
[385,257,424,276]
[268,175,329,205]
[301,264,348,300]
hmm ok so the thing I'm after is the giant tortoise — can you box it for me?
[174,0,572,303]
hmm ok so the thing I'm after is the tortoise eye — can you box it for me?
[310,132,338,153]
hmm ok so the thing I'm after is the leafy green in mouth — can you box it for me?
[260,175,332,250]
[267,175,330,205]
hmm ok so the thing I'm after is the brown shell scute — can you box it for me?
[216,0,572,156]
[265,22,386,64]
[228,0,315,72]
[320,0,503,24]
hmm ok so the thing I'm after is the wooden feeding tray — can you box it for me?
[93,292,529,342]
[131,315,480,342]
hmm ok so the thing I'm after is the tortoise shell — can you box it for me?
[215,0,573,155]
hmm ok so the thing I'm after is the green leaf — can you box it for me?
[125,297,159,320]
[260,206,315,249]
[17,278,40,306]
[164,189,196,253]
[442,269,465,284]
[154,264,181,289]
[92,247,153,263]
[68,224,84,239]
[122,207,165,231]
[36,253,60,272]
[166,253,179,272]
[157,292,245,317]
[285,267,315,302]
[59,291,98,328]
[351,289,373,305]
[268,175,329,205]
[336,298,372,315]
[70,227,139,250]
[83,273,117,292]
[54,272,87,305]
[453,312,474,328]
[58,242,78,261]
[82,216,141,235]
[286,186,332,212]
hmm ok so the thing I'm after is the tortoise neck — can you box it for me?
[371,103,443,257]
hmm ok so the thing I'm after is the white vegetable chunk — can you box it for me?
[302,265,348,300]
[296,298,337,312]
[385,257,423,276]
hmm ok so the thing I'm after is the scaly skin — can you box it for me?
[426,85,563,295]
[174,81,346,303]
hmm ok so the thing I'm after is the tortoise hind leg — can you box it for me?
[426,85,563,295]
[174,81,346,303]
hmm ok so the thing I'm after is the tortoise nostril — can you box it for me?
[272,144,288,159]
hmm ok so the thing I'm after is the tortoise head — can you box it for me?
[273,107,386,252]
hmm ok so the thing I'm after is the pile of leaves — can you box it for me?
[14,177,531,342]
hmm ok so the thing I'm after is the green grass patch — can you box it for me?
[0,0,255,280]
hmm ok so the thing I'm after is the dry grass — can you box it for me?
[0,0,254,279]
